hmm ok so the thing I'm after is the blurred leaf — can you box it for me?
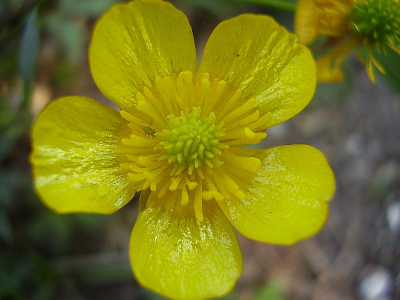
[74,213,106,231]
[0,122,24,162]
[0,170,35,243]
[31,283,57,300]
[3,0,25,8]
[58,0,79,13]
[229,0,297,11]
[28,209,107,254]
[65,0,120,18]
[0,250,59,300]
[46,15,84,64]
[30,252,59,300]
[53,60,80,87]
[308,58,353,108]
[375,47,400,96]
[220,290,239,300]
[28,209,75,253]
[176,0,251,19]
[0,286,27,300]
[0,251,32,297]
[311,79,352,107]
[19,7,40,107]
[0,210,13,242]
[0,52,19,81]
[254,282,285,300]
[368,161,400,200]
[74,264,133,285]
[46,0,120,67]
[0,101,27,162]
[0,170,34,206]
[140,289,168,300]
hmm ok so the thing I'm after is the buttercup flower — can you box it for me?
[295,0,400,82]
[31,0,335,299]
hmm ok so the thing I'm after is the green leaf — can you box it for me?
[0,102,25,162]
[28,210,74,253]
[175,0,250,19]
[65,0,120,18]
[0,123,24,162]
[228,0,297,11]
[0,252,31,298]
[30,252,59,300]
[254,282,285,300]
[19,7,40,107]
[0,210,13,243]
[46,15,84,64]
[375,47,400,96]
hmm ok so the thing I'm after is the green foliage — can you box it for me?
[0,99,29,244]
[311,74,353,108]
[19,8,40,107]
[0,250,60,300]
[175,0,296,20]
[0,171,28,243]
[28,210,107,255]
[46,13,85,64]
[175,0,251,19]
[229,0,296,11]
[44,0,120,65]
[0,101,25,163]
[254,282,286,300]
[368,161,400,200]
[59,0,121,18]
[376,47,400,96]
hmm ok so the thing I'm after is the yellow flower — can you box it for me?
[31,0,335,299]
[295,0,400,82]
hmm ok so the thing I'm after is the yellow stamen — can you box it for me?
[120,71,268,221]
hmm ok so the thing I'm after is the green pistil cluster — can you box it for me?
[159,108,226,174]
[349,0,400,48]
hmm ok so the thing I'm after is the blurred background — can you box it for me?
[1,0,399,299]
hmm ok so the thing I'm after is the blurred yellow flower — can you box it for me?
[295,0,400,82]
[31,0,335,299]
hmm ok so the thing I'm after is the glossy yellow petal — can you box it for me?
[130,192,242,300]
[295,0,318,45]
[31,96,136,214]
[89,0,197,112]
[198,14,316,128]
[219,145,335,245]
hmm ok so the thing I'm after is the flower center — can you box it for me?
[349,0,400,48]
[119,71,270,221]
[158,108,226,176]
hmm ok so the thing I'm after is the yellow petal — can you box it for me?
[31,96,137,214]
[317,54,345,82]
[316,41,354,82]
[198,14,316,128]
[130,192,242,300]
[295,0,318,45]
[219,145,335,245]
[89,0,197,112]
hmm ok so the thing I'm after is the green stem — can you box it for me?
[229,0,297,11]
